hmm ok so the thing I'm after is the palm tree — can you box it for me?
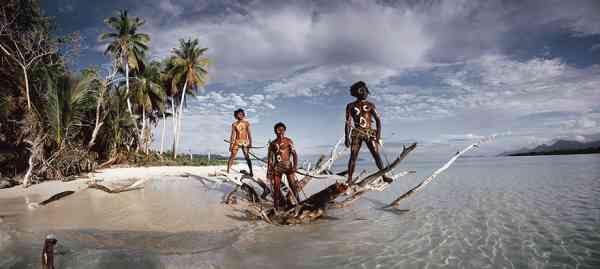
[130,61,166,153]
[45,74,95,148]
[99,9,150,116]
[165,38,209,158]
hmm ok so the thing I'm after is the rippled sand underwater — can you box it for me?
[1,155,599,268]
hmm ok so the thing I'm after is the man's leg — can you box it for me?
[346,140,363,184]
[227,146,239,174]
[366,139,393,183]
[242,147,254,177]
[286,172,301,204]
[272,173,283,210]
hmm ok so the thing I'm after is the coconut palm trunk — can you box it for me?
[171,98,178,158]
[160,111,166,155]
[124,54,133,114]
[175,79,188,152]
[141,106,146,152]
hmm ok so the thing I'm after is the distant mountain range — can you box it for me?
[500,139,600,156]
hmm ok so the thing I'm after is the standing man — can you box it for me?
[267,122,301,210]
[227,109,254,177]
[344,81,393,185]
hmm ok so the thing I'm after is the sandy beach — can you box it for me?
[0,164,269,233]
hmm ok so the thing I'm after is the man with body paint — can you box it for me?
[344,81,393,185]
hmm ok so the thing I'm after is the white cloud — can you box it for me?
[263,64,399,97]
[142,1,433,83]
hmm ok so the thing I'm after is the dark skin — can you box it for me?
[267,125,300,210]
[344,85,392,184]
[227,111,253,176]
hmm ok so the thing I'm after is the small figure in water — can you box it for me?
[41,234,57,269]
[227,109,254,176]
[267,122,301,210]
[344,81,393,185]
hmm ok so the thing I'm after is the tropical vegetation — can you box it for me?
[0,0,215,188]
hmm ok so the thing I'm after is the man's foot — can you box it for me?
[382,174,393,183]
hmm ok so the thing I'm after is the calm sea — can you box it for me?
[1,154,599,268]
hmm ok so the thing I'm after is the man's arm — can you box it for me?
[229,123,237,151]
[371,103,382,143]
[345,104,352,147]
[290,140,298,171]
[267,143,274,179]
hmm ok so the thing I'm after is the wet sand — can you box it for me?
[0,165,262,232]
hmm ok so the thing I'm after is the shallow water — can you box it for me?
[1,154,600,268]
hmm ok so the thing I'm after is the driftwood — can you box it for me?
[253,182,349,225]
[27,190,75,209]
[39,191,75,205]
[226,135,494,225]
[356,143,417,187]
[241,142,419,225]
[385,136,497,208]
[299,136,347,187]
[88,178,149,194]
[337,170,415,208]
[218,170,269,205]
[385,142,483,208]
[333,144,417,208]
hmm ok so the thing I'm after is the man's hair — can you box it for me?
[350,81,369,97]
[274,122,286,132]
[234,108,245,116]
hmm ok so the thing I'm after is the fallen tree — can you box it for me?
[385,137,494,209]
[215,135,492,225]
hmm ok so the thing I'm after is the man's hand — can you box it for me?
[344,136,350,148]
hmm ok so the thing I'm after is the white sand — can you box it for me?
[0,164,261,232]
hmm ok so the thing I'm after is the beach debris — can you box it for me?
[385,136,495,208]
[87,177,149,193]
[27,191,76,209]
[299,136,347,187]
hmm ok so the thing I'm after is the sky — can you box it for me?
[42,0,600,158]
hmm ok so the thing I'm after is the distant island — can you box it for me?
[501,139,600,156]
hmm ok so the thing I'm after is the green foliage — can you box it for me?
[131,60,167,117]
[164,38,210,102]
[44,74,95,147]
[99,9,150,73]
[1,2,213,184]
[132,151,227,167]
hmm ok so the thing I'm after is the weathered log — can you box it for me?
[299,136,347,186]
[356,143,417,187]
[338,170,415,208]
[27,191,76,209]
[299,182,348,210]
[88,178,149,193]
[385,142,480,208]
[224,186,238,204]
[39,191,75,205]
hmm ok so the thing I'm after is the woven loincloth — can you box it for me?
[351,128,376,145]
